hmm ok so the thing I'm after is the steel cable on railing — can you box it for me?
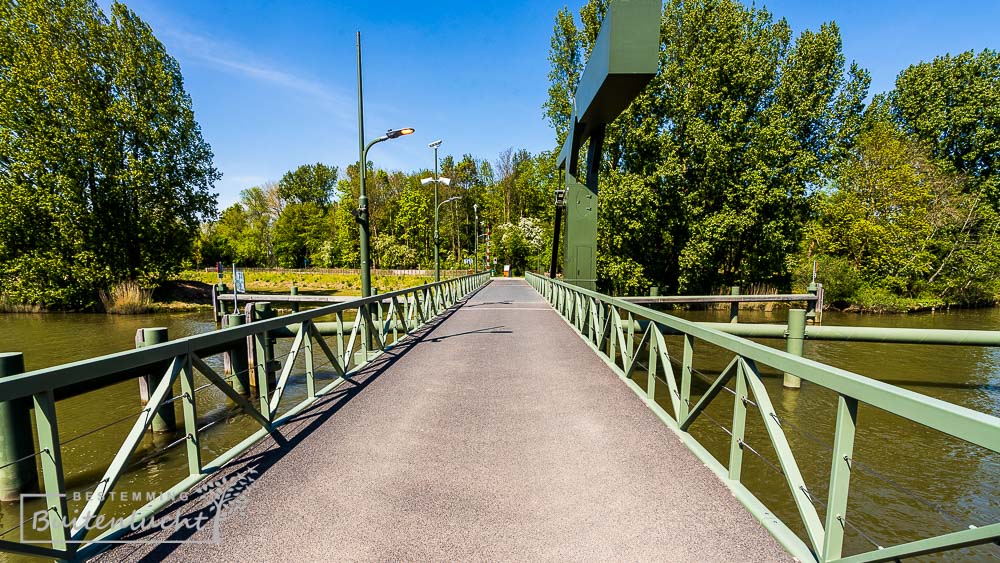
[0,449,45,472]
[766,410,980,531]
[797,484,885,551]
[660,340,981,534]
[0,514,37,539]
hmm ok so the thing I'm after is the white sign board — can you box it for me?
[234,271,246,293]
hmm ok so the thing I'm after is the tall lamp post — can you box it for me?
[473,203,479,272]
[421,141,451,282]
[357,31,413,299]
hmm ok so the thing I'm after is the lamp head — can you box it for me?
[386,127,415,139]
[439,177,451,187]
[428,140,442,149]
[421,178,434,186]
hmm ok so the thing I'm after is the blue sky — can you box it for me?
[105,0,999,208]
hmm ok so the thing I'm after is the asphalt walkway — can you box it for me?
[101,278,789,562]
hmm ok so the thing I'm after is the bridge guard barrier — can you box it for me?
[526,273,1000,563]
[0,272,490,560]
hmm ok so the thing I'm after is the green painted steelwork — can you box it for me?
[0,352,35,501]
[135,327,177,433]
[550,0,659,289]
[0,272,489,560]
[784,309,806,388]
[526,272,1000,562]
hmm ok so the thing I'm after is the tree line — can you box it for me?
[0,0,556,308]
[197,148,557,275]
[1,0,218,308]
[545,0,1000,308]
[3,0,997,310]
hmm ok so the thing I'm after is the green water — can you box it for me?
[0,307,998,560]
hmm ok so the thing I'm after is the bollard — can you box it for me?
[290,285,299,313]
[0,353,38,501]
[215,283,228,323]
[649,286,659,297]
[135,328,177,433]
[784,309,806,389]
[225,314,250,395]
[730,286,740,323]
[253,303,278,388]
[806,281,818,322]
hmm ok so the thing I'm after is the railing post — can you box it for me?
[0,352,38,501]
[784,309,806,388]
[728,361,748,481]
[179,354,201,476]
[822,395,858,561]
[135,328,177,433]
[32,389,69,552]
[303,321,315,399]
[225,314,250,395]
[253,302,277,388]
[730,286,740,323]
[679,335,694,422]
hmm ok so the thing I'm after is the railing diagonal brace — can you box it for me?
[191,355,273,433]
[679,356,739,432]
[71,356,183,539]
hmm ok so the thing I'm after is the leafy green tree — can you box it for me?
[0,0,218,306]
[273,202,329,268]
[494,218,544,275]
[277,163,338,206]
[891,50,1000,207]
[545,0,868,293]
[802,115,1000,304]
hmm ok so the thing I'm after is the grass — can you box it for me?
[0,297,43,313]
[99,280,154,314]
[174,270,435,296]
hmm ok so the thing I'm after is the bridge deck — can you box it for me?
[103,279,788,561]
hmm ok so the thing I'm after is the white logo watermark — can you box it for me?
[20,466,258,544]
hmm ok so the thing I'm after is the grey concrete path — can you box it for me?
[100,279,789,562]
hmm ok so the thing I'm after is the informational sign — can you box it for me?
[234,271,246,293]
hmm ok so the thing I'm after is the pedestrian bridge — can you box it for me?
[1,274,998,562]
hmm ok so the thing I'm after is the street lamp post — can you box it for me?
[435,196,460,276]
[473,203,478,272]
[421,141,451,282]
[356,31,413,299]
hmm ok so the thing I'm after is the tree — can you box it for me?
[277,163,338,206]
[273,202,329,268]
[803,115,1000,303]
[494,217,544,275]
[0,0,218,307]
[891,50,1000,208]
[544,0,868,293]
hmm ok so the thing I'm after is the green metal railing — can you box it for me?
[0,272,490,560]
[526,273,1000,562]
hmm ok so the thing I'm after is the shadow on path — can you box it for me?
[93,283,489,562]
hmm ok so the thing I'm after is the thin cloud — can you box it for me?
[162,29,353,122]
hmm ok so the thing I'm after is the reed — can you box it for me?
[99,280,153,314]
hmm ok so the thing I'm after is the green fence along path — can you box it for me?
[0,272,489,560]
[527,272,1000,562]
[86,277,788,561]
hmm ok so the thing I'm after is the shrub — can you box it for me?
[99,281,153,314]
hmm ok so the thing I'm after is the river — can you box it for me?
[0,306,998,560]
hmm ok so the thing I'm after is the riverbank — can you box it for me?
[152,270,437,312]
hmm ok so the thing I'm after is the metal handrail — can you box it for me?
[526,272,1000,563]
[0,272,490,560]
